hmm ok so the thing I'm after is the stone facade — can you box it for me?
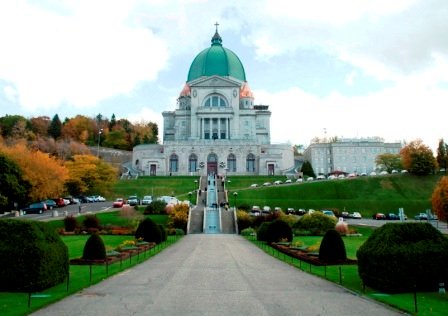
[303,138,402,175]
[132,29,294,176]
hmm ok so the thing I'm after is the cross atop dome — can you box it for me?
[211,22,222,46]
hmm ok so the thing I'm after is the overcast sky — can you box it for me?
[0,0,447,151]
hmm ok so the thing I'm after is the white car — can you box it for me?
[296,178,303,183]
[316,175,326,180]
[285,179,292,184]
[250,183,258,188]
[274,180,283,185]
[338,174,345,179]
[306,177,314,181]
[141,195,153,205]
[328,175,337,180]
[262,182,271,186]
[351,212,362,219]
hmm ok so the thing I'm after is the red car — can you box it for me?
[113,198,125,208]
[372,213,386,220]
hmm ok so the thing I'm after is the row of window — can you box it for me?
[169,153,256,172]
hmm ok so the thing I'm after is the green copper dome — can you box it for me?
[187,30,246,82]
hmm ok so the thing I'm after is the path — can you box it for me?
[32,235,403,316]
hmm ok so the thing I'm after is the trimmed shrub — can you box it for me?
[256,222,270,241]
[158,224,167,242]
[0,219,69,292]
[144,200,166,214]
[319,229,347,262]
[266,219,293,243]
[357,223,448,293]
[82,234,106,260]
[135,218,162,244]
[236,210,252,233]
[63,215,78,232]
[83,214,100,230]
[293,212,336,235]
[241,227,256,236]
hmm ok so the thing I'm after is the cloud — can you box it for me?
[255,79,448,151]
[0,1,169,111]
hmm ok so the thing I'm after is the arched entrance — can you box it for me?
[207,153,218,175]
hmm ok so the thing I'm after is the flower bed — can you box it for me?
[271,243,357,266]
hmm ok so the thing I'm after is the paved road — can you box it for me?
[32,234,403,316]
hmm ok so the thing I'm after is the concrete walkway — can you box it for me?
[32,235,403,316]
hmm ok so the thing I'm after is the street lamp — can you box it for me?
[233,191,238,209]
[97,128,103,158]
[194,179,198,191]
[188,192,192,205]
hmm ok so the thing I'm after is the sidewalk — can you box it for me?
[31,235,403,316]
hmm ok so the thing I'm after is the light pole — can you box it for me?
[194,179,198,191]
[188,192,192,205]
[233,191,238,209]
[97,128,103,158]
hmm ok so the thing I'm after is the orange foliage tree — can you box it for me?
[168,203,189,232]
[400,139,437,175]
[431,176,448,221]
[65,155,117,196]
[0,143,68,201]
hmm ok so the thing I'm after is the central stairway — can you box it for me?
[187,174,237,234]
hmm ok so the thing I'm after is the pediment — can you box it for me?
[189,75,241,88]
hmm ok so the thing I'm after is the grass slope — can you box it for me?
[110,174,441,218]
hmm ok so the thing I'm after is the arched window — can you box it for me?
[246,153,256,173]
[189,154,198,172]
[169,154,178,173]
[227,154,236,172]
[204,95,227,107]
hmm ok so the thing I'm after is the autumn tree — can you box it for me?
[102,129,129,150]
[436,139,448,173]
[0,143,68,201]
[0,115,28,138]
[61,115,96,144]
[431,176,448,221]
[65,155,117,196]
[375,153,403,173]
[400,139,437,175]
[30,116,50,138]
[0,152,30,210]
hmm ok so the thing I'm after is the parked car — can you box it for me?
[322,210,336,218]
[113,198,125,208]
[386,213,400,220]
[52,198,66,208]
[43,199,57,210]
[21,202,47,214]
[296,178,303,183]
[127,195,140,206]
[351,212,362,219]
[285,179,292,184]
[250,183,258,188]
[316,175,326,180]
[262,206,271,214]
[141,195,153,205]
[306,177,314,181]
[262,182,271,186]
[373,213,386,220]
[250,205,261,216]
[296,208,307,215]
[286,208,295,214]
[328,175,337,180]
[274,180,283,185]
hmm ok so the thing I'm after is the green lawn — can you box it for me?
[247,225,448,316]
[0,235,182,316]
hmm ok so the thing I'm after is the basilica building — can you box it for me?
[132,27,294,176]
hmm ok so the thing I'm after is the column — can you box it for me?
[218,118,221,139]
[201,118,204,139]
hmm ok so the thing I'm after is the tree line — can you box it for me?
[0,113,158,156]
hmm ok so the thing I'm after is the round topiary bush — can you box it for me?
[135,218,162,244]
[158,224,167,242]
[266,219,293,243]
[357,223,448,293]
[83,214,100,231]
[319,229,347,262]
[63,215,78,232]
[82,233,106,260]
[293,212,336,235]
[0,219,69,292]
[256,222,270,241]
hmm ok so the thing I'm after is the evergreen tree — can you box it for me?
[149,123,158,144]
[0,153,30,209]
[48,114,62,139]
[133,134,141,147]
[301,160,316,178]
[109,114,116,130]
[436,139,448,173]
